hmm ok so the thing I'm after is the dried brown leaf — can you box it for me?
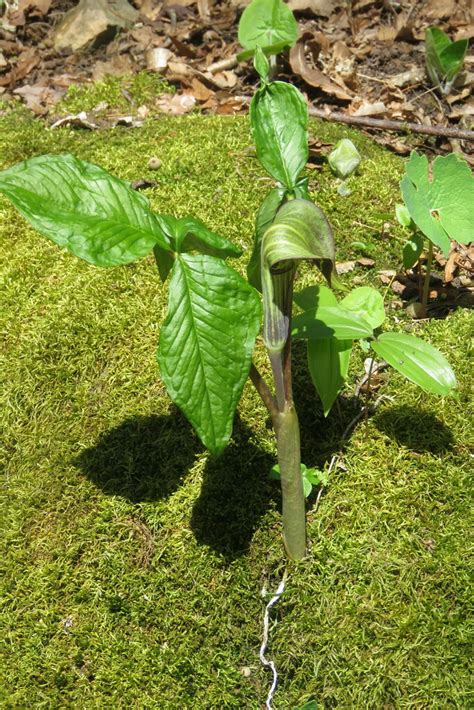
[288,0,338,18]
[289,34,352,100]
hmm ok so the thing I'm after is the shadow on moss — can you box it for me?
[190,416,277,559]
[74,408,197,502]
[75,410,278,558]
[374,405,454,453]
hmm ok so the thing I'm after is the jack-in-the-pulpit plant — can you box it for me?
[0,47,457,560]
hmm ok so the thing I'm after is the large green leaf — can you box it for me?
[307,337,352,416]
[341,286,386,330]
[157,254,261,454]
[238,0,297,54]
[400,151,474,256]
[0,154,170,266]
[370,332,456,396]
[250,81,308,190]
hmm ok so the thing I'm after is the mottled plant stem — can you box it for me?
[275,404,306,560]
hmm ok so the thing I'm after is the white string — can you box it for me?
[259,568,289,710]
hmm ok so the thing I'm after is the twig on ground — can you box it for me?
[308,107,474,142]
[260,569,289,710]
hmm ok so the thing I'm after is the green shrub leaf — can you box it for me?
[157,254,261,454]
[371,332,456,396]
[250,81,308,190]
[400,150,474,256]
[238,0,298,55]
[0,154,170,266]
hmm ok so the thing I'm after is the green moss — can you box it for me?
[0,108,471,707]
[57,71,175,115]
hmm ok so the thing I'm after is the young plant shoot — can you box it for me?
[0,53,457,560]
[397,150,474,318]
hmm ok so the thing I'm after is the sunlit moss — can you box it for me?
[0,107,471,707]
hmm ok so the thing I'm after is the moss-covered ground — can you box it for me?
[0,104,472,708]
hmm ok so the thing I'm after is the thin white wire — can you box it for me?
[259,568,289,710]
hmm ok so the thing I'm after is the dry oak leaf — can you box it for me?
[289,33,352,100]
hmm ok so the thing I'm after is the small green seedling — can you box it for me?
[237,0,298,65]
[425,27,468,95]
[398,149,474,317]
[270,463,328,498]
[328,139,361,195]
[328,139,361,179]
[0,51,457,561]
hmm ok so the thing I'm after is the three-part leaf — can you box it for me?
[371,332,456,396]
[157,254,261,454]
[0,154,170,266]
[400,150,474,256]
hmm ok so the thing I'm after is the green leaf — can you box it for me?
[307,337,352,416]
[395,203,412,228]
[157,214,241,258]
[341,286,386,329]
[293,306,373,340]
[0,154,170,267]
[157,254,262,454]
[305,468,328,487]
[270,463,324,498]
[425,27,468,92]
[371,332,456,396]
[254,45,270,83]
[402,231,424,269]
[247,186,286,291]
[238,0,298,53]
[294,283,338,312]
[261,200,341,351]
[153,214,241,283]
[293,283,372,340]
[250,81,308,190]
[400,150,474,257]
[328,139,361,179]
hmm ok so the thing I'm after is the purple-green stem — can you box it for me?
[250,309,307,561]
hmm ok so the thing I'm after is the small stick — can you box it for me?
[308,107,474,142]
